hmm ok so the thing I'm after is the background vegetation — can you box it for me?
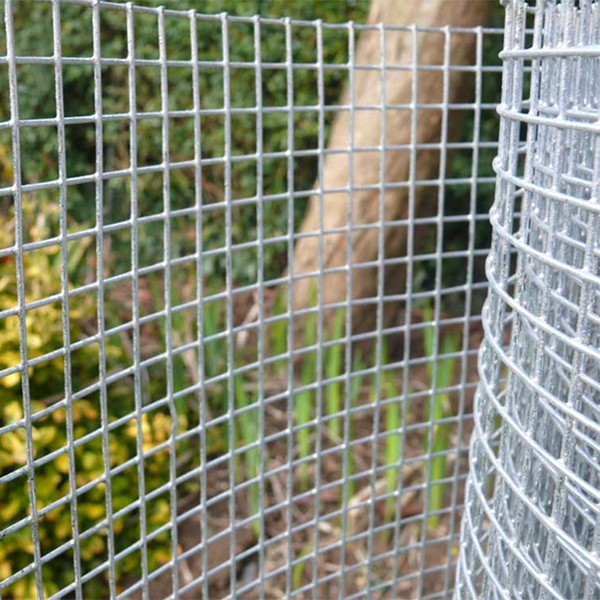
[0,1,503,596]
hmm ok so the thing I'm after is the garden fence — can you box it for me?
[0,1,598,599]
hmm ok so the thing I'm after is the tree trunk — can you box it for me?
[289,0,493,339]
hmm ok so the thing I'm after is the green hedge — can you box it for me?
[1,0,370,284]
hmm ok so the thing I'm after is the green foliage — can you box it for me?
[292,537,314,592]
[0,206,96,394]
[325,307,345,441]
[197,291,229,456]
[422,305,459,530]
[271,288,288,369]
[347,349,365,503]
[2,0,370,287]
[296,306,317,491]
[233,369,260,536]
[381,336,401,520]
[0,201,177,597]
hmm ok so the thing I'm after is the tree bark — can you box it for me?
[289,0,493,339]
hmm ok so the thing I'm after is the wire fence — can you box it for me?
[456,1,600,599]
[0,0,597,599]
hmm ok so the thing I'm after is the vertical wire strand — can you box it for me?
[220,12,237,598]
[126,4,150,598]
[460,1,525,594]
[582,137,600,600]
[490,2,554,592]
[537,2,586,592]
[499,1,547,590]
[486,2,526,593]
[90,0,118,591]
[311,18,325,600]
[578,13,600,600]
[189,9,210,600]
[283,17,296,599]
[253,15,267,600]
[4,1,44,595]
[52,2,83,597]
[365,22,387,598]
[157,8,180,595]
[338,20,355,600]
[416,26,451,600]
[443,26,483,598]
[391,22,419,595]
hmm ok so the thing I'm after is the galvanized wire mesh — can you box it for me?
[0,1,507,598]
[456,1,600,599]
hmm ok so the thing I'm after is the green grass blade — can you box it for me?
[325,307,345,441]
[202,297,230,453]
[421,303,458,529]
[382,336,401,520]
[296,290,317,491]
[347,349,365,503]
[271,288,288,370]
[234,370,260,537]
[292,539,313,591]
[297,344,315,491]
[148,276,187,421]
[202,298,221,380]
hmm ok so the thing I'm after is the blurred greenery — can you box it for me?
[0,1,502,291]
[1,0,371,285]
[0,1,504,596]
[0,200,177,598]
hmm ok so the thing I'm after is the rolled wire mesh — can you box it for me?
[0,1,504,598]
[456,1,600,598]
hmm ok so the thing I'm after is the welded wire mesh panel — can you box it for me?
[0,1,502,598]
[456,1,600,598]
